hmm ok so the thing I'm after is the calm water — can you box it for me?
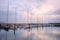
[0,27,60,40]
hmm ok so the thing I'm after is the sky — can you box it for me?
[0,0,60,23]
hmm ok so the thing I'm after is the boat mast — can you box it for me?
[27,8,29,24]
[14,7,17,35]
[36,14,38,30]
[27,8,30,31]
[7,0,9,26]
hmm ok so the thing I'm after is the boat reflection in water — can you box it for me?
[0,25,60,40]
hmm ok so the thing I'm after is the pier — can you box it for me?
[0,23,60,30]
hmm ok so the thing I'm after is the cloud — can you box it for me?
[50,15,60,19]
[0,0,60,23]
[53,9,60,15]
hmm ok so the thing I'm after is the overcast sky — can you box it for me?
[0,0,60,23]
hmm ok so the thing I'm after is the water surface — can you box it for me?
[0,27,60,40]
